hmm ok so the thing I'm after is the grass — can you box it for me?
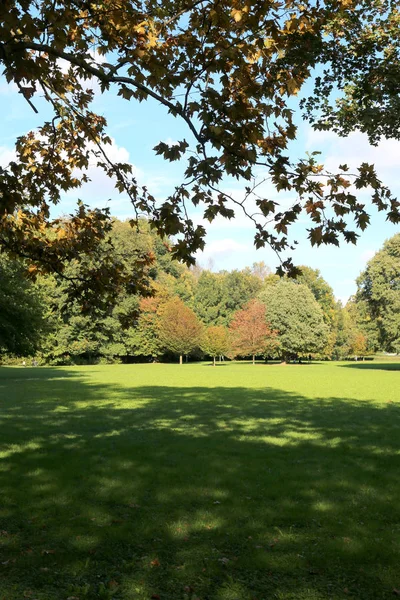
[0,361,400,600]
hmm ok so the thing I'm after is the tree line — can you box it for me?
[0,221,398,364]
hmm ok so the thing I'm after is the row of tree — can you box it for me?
[0,221,398,364]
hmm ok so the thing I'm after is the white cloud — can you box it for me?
[196,238,248,263]
[306,128,400,180]
[0,146,16,167]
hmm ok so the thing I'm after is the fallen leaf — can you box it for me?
[150,558,160,567]
[108,580,119,588]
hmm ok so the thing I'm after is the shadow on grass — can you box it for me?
[340,362,400,372]
[0,367,400,599]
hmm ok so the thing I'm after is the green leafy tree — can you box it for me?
[230,299,278,364]
[201,325,231,366]
[41,219,153,363]
[259,281,328,361]
[193,272,226,325]
[222,270,263,320]
[356,234,400,352]
[194,269,263,326]
[297,267,336,327]
[0,255,46,357]
[159,298,203,364]
[127,297,163,361]
[1,0,399,282]
[296,266,339,357]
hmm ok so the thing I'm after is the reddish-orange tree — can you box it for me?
[159,297,202,364]
[230,299,278,364]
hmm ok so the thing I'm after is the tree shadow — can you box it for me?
[340,362,400,371]
[0,369,400,599]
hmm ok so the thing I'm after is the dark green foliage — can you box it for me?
[0,255,46,356]
[193,268,263,326]
[193,271,226,325]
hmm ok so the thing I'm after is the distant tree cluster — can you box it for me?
[0,221,397,365]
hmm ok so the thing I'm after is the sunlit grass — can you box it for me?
[0,361,399,599]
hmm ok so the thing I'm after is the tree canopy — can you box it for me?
[0,255,46,356]
[230,299,278,363]
[158,297,203,363]
[355,233,400,353]
[259,280,328,360]
[1,0,399,284]
[201,325,231,365]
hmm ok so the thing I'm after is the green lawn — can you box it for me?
[0,361,400,600]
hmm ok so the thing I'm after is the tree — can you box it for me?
[296,265,338,357]
[222,270,263,319]
[193,268,262,326]
[259,281,328,361]
[296,267,336,327]
[355,234,400,352]
[201,325,231,366]
[1,0,399,283]
[0,255,46,356]
[127,297,163,361]
[229,299,278,364]
[350,332,368,359]
[193,271,226,325]
[159,297,202,364]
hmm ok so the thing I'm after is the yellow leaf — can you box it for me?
[231,9,243,22]
[287,79,300,95]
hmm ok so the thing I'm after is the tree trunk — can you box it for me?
[179,355,183,365]
[252,354,255,365]
[213,356,216,367]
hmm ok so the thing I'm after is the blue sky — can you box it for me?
[1,75,399,304]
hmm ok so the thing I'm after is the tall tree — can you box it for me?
[355,234,400,352]
[259,281,328,361]
[296,267,336,327]
[0,255,46,356]
[201,325,231,366]
[0,0,399,282]
[230,299,278,364]
[127,297,163,361]
[159,297,202,364]
[193,271,226,325]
